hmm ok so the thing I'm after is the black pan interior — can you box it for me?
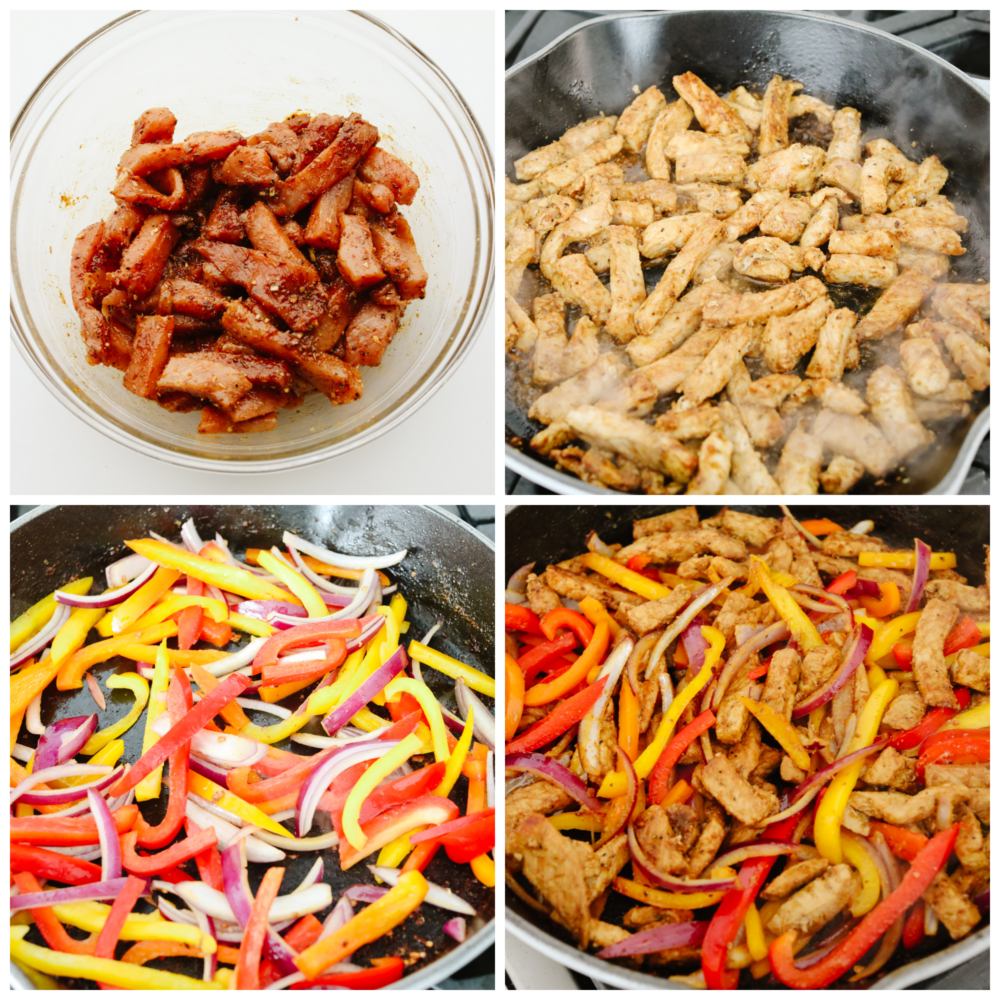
[505,11,990,494]
[12,504,495,988]
[505,502,988,987]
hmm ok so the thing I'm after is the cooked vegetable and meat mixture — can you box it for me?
[505,507,989,988]
[505,72,989,493]
[71,108,427,435]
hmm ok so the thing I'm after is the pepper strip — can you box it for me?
[11,579,93,651]
[858,551,956,570]
[235,865,285,990]
[49,902,213,950]
[121,826,217,876]
[79,673,149,755]
[465,755,495,887]
[436,706,474,798]
[405,641,495,698]
[505,653,525,742]
[120,941,207,966]
[294,870,428,979]
[134,640,171,801]
[11,805,138,845]
[257,549,327,619]
[12,656,61,717]
[186,772,293,838]
[384,676,450,761]
[10,927,220,990]
[647,710,716,804]
[769,824,960,988]
[614,876,725,910]
[13,871,96,955]
[579,552,672,601]
[108,671,251,797]
[840,831,882,916]
[523,621,609,707]
[599,626,724,798]
[814,676,899,864]
[867,611,922,664]
[618,675,640,761]
[51,605,108,668]
[744,902,768,962]
[57,622,178,690]
[936,701,990,732]
[740,697,811,771]
[11,845,104,886]
[124,595,228,635]
[577,595,623,640]
[751,557,823,652]
[92,873,148,981]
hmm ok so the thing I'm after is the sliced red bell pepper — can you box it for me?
[380,708,423,740]
[359,762,447,825]
[253,620,362,673]
[186,819,224,892]
[826,569,858,595]
[648,710,716,805]
[11,844,104,886]
[943,616,983,657]
[236,865,285,990]
[13,871,96,955]
[440,814,495,864]
[626,554,661,581]
[261,637,346,687]
[108,672,251,797]
[504,603,543,635]
[93,873,148,971]
[338,795,459,870]
[769,824,960,988]
[146,862,194,884]
[869,820,929,862]
[386,689,423,723]
[539,608,595,645]
[176,605,204,651]
[504,677,607,754]
[11,805,138,846]
[401,838,440,873]
[187,576,206,597]
[747,657,771,681]
[409,808,494,845]
[888,687,971,751]
[188,662,250,730]
[198,616,233,647]
[289,957,404,989]
[916,729,989,778]
[702,814,799,989]
[892,640,914,670]
[259,915,325,987]
[902,899,926,949]
[121,825,217,876]
[517,632,578,686]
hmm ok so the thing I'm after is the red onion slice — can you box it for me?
[10,763,120,806]
[11,603,71,670]
[780,505,823,548]
[106,552,155,589]
[789,737,889,805]
[682,615,710,671]
[443,917,467,942]
[270,567,376,627]
[589,636,634,721]
[507,562,536,594]
[283,531,407,571]
[596,919,708,958]
[55,563,158,609]
[792,583,852,618]
[321,646,407,736]
[505,753,603,813]
[905,538,932,613]
[845,579,881,599]
[792,623,873,717]
[709,619,791,711]
[186,801,286,864]
[10,877,139,912]
[87,786,122,881]
[34,714,99,771]
[455,678,496,750]
[657,578,736,671]
[344,884,388,903]
[712,839,802,870]
[180,518,205,554]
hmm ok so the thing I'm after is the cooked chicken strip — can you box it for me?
[913,398,971,422]
[640,213,716,258]
[618,528,746,563]
[899,337,950,396]
[788,92,835,122]
[615,85,668,152]
[611,200,655,227]
[934,294,990,345]
[646,100,695,179]
[514,115,618,180]
[860,154,905,215]
[613,179,677,211]
[822,254,897,288]
[528,353,628,425]
[932,282,989,321]
[744,144,825,193]
[758,197,814,243]
[866,365,934,459]
[531,292,568,386]
[550,254,612,324]
[849,786,968,825]
[761,295,833,373]
[605,225,646,342]
[887,155,948,212]
[820,455,865,494]
[700,754,779,825]
[745,372,801,408]
[824,107,863,163]
[819,157,863,201]
[505,225,536,294]
[675,183,744,218]
[672,72,752,142]
[685,431,733,495]
[539,200,614,280]
[896,247,950,278]
[854,267,937,340]
[692,240,739,285]
[805,307,858,380]
[812,409,897,477]
[912,597,961,709]
[775,423,823,494]
[560,315,601,379]
[663,129,751,159]
[734,238,826,283]
[759,75,802,157]
[798,195,840,249]
[655,406,721,440]
[564,405,698,483]
[635,218,723,335]
[675,153,746,185]
[717,401,781,494]
[678,324,755,404]
[523,194,578,235]
[925,579,990,614]
[622,325,724,398]
[767,865,858,936]
[514,142,567,182]
[721,191,787,241]
[781,377,868,416]
[892,204,968,233]
[827,230,899,259]
[725,361,785,449]
[626,281,728,366]
[942,331,990,391]
[703,275,826,326]
[537,134,625,196]
[865,138,919,181]
[924,870,981,941]
[568,162,624,203]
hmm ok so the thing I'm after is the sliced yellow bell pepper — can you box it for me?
[945,641,989,668]
[548,812,605,832]
[577,595,623,640]
[751,557,822,652]
[125,595,228,635]
[435,706,474,797]
[389,592,407,630]
[814,676,898,864]
[867,663,888,689]
[104,568,181,635]
[51,605,107,668]
[840,830,881,917]
[239,709,314,745]
[342,733,423,849]
[47,903,215,951]
[56,622,178,690]
[613,875,726,910]
[867,611,922,664]
[125,538,298,604]
[352,705,393,732]
[80,673,149,755]
[740,697,811,771]
[256,549,327,619]
[599,625,724,797]
[470,854,496,887]
[11,578,92,652]
[937,700,989,731]
[227,612,276,637]
[376,831,417,870]
[384,677,449,761]
[858,551,956,570]
[744,902,768,962]
[10,929,220,990]
[83,739,125,772]
[186,771,293,838]
[578,552,672,601]
[405,641,494,699]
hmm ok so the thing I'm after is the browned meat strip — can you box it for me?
[849,786,970,824]
[343,300,401,368]
[761,648,801,719]
[952,648,989,692]
[204,189,246,243]
[197,406,277,435]
[625,588,695,637]
[222,387,300,422]
[123,315,174,399]
[923,871,981,939]
[131,107,177,146]
[113,166,186,211]
[301,278,357,353]
[634,805,689,874]
[617,529,747,563]
[761,857,830,900]
[113,214,180,296]
[242,202,317,274]
[700,754,779,825]
[633,507,700,537]
[247,121,301,173]
[304,173,356,249]
[766,864,858,935]
[543,565,643,612]
[156,355,252,409]
[119,131,244,176]
[336,214,387,291]
[370,211,428,300]
[358,146,420,205]
[174,352,292,391]
[923,579,990,613]
[213,145,277,187]
[269,114,379,216]
[156,280,228,319]
[294,352,364,406]
[912,597,961,708]
[292,113,345,173]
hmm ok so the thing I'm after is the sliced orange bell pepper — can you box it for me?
[539,608,595,645]
[56,622,178,690]
[859,582,900,618]
[12,655,62,715]
[235,865,285,990]
[108,568,182,634]
[505,653,525,741]
[796,519,843,536]
[523,620,609,706]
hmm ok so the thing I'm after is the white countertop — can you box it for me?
[11,10,495,495]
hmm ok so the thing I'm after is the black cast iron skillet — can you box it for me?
[504,10,990,495]
[505,503,988,989]
[11,504,494,990]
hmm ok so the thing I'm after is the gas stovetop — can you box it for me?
[504,9,990,498]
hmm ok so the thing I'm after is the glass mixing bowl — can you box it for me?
[11,10,493,472]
